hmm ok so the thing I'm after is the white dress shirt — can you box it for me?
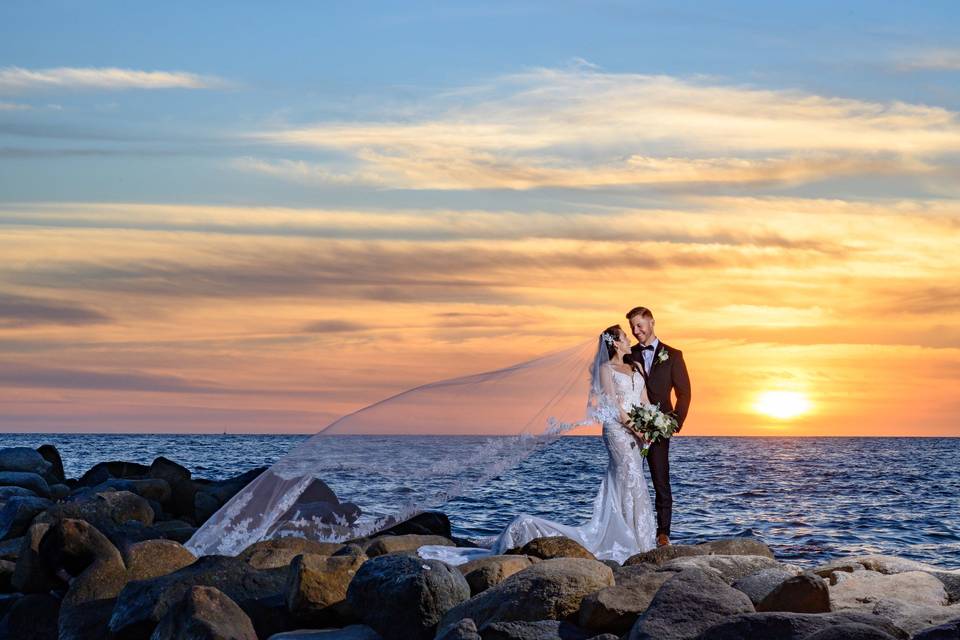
[641,337,660,374]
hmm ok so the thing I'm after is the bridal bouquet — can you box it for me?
[626,403,679,457]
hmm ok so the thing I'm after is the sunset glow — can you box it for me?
[754,391,813,421]
[1,3,958,437]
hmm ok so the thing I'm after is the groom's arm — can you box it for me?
[672,350,691,429]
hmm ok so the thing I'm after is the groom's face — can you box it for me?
[630,315,655,345]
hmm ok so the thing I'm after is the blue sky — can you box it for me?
[1,2,959,434]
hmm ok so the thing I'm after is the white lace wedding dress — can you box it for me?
[418,367,657,565]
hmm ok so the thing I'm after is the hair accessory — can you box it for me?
[602,333,616,345]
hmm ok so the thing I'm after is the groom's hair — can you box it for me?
[626,306,654,321]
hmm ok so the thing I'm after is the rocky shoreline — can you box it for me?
[0,443,957,640]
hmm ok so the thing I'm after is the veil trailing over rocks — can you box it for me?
[185,338,613,556]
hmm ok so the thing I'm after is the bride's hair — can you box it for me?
[601,325,624,360]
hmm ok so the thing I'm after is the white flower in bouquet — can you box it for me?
[625,402,679,457]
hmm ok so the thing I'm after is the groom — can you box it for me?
[626,306,691,547]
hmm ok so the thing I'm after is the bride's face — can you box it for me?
[616,331,631,354]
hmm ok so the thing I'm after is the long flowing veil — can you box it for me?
[185,336,616,556]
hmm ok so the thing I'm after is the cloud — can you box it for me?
[301,319,368,333]
[0,292,111,327]
[895,49,960,71]
[246,66,960,190]
[0,362,233,393]
[0,101,30,111]
[0,66,230,93]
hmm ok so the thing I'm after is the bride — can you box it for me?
[418,324,657,565]
[185,324,658,561]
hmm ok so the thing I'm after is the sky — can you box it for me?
[1,1,958,435]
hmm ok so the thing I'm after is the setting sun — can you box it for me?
[754,391,813,420]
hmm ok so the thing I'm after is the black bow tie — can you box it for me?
[640,344,655,351]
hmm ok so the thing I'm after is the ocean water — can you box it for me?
[2,433,957,569]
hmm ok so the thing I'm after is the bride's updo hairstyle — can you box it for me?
[601,325,624,360]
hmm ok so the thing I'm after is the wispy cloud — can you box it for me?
[0,292,111,327]
[245,66,960,190]
[0,101,31,111]
[895,49,960,71]
[0,66,230,93]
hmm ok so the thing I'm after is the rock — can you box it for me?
[36,489,157,549]
[870,598,960,636]
[732,567,799,606]
[149,457,198,521]
[346,554,471,640]
[238,537,343,568]
[123,537,198,580]
[333,543,367,557]
[436,618,482,640]
[481,619,603,639]
[49,482,71,499]
[363,533,454,557]
[627,568,755,640]
[108,554,290,639]
[286,552,366,626]
[813,555,960,604]
[0,470,51,498]
[4,592,61,640]
[0,485,38,499]
[659,554,781,583]
[380,511,452,538]
[804,624,899,640]
[438,558,614,632]
[0,495,53,540]
[624,537,774,567]
[459,555,534,595]
[150,519,199,544]
[577,569,672,634]
[150,584,258,640]
[267,626,384,639]
[11,522,56,592]
[83,477,173,503]
[77,460,152,487]
[149,456,192,484]
[829,570,948,611]
[0,535,20,560]
[37,444,66,483]
[0,447,53,476]
[913,616,960,639]
[756,573,831,613]
[0,557,14,590]
[509,536,596,561]
[697,611,910,640]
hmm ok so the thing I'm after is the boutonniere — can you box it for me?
[656,350,669,364]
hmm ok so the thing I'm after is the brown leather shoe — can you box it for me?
[656,533,670,547]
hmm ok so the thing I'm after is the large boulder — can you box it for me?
[148,456,197,522]
[813,555,960,603]
[804,624,900,640]
[77,460,152,487]
[108,554,288,639]
[0,447,53,476]
[238,537,343,569]
[11,522,56,592]
[286,552,366,626]
[438,558,614,633]
[829,570,948,611]
[627,568,755,640]
[36,489,158,549]
[0,495,53,540]
[510,536,596,561]
[363,533,454,557]
[659,554,781,583]
[624,537,774,567]
[80,477,172,503]
[731,567,799,606]
[346,554,470,640]
[36,444,66,483]
[379,511,452,538]
[150,584,258,640]
[697,611,909,639]
[481,619,611,639]
[459,555,534,595]
[3,592,61,640]
[870,598,960,636]
[267,626,384,639]
[913,616,960,639]
[577,567,672,634]
[0,470,52,498]
[436,618,481,640]
[756,573,831,613]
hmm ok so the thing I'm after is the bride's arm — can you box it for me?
[599,365,631,425]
